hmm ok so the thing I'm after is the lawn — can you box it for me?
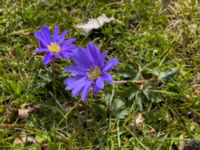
[0,0,200,149]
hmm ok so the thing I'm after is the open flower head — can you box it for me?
[64,42,118,101]
[34,25,76,64]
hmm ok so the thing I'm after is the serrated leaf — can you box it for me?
[148,67,178,80]
[116,109,129,119]
[111,98,129,119]
[159,67,178,79]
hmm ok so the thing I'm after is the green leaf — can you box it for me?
[111,98,129,119]
[148,67,178,80]
[158,67,179,80]
[35,133,48,143]
[47,142,59,150]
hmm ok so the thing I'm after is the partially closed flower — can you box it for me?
[64,42,118,101]
[34,25,76,64]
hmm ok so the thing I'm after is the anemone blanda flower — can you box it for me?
[34,25,76,64]
[64,42,118,101]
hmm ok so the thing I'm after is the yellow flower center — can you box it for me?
[87,66,101,80]
[48,42,60,53]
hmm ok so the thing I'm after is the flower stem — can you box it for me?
[113,78,155,84]
[52,58,56,97]
[52,58,55,77]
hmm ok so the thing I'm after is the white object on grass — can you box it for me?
[76,14,114,33]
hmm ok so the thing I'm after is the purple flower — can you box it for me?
[64,42,118,101]
[34,25,76,64]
